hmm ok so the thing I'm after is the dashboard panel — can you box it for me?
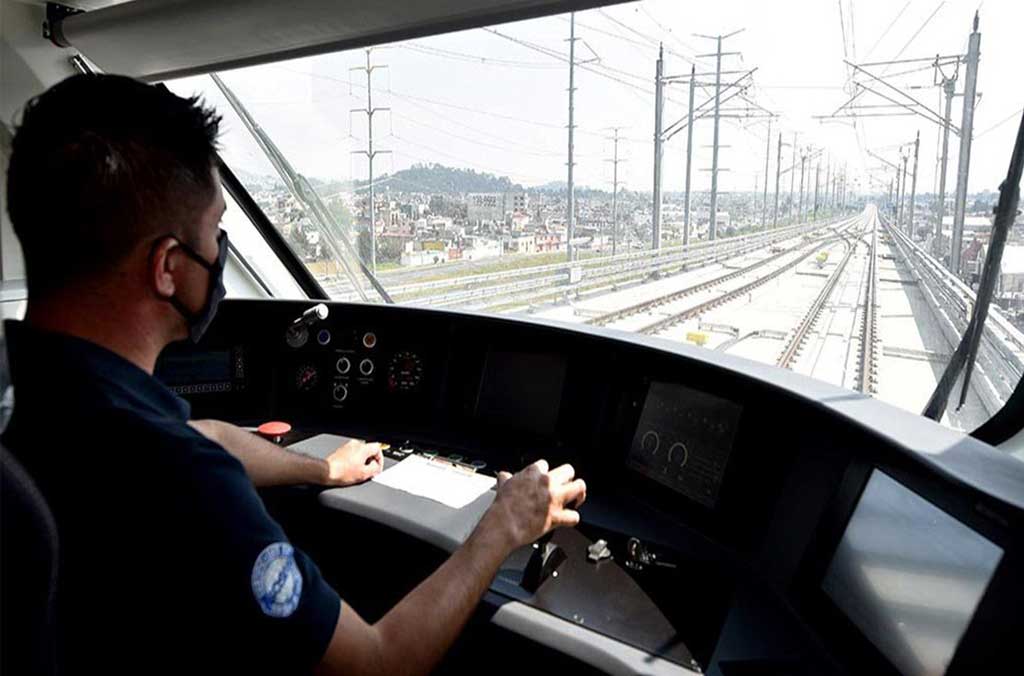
[155,299,1024,676]
[625,381,743,508]
[821,469,1003,676]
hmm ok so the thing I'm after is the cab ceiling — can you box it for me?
[56,0,628,81]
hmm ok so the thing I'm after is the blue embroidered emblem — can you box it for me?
[251,542,303,618]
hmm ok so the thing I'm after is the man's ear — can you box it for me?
[150,237,181,300]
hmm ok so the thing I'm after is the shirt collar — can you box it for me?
[4,319,191,421]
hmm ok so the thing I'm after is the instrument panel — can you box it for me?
[625,381,743,508]
[156,299,1024,676]
[821,469,1003,676]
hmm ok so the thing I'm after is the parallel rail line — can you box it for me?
[857,219,879,393]
[591,216,862,331]
[776,238,856,369]
[638,237,848,337]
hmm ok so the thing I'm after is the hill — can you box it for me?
[362,163,524,194]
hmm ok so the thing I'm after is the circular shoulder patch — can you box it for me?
[251,542,303,618]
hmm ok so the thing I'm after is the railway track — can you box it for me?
[856,218,879,393]
[776,238,856,369]
[588,216,862,331]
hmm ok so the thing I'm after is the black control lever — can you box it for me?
[293,303,329,328]
[285,304,329,347]
[624,537,677,572]
[521,531,567,593]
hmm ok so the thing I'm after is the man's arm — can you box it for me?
[315,460,587,676]
[188,419,383,488]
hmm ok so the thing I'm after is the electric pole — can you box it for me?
[899,151,909,231]
[695,29,744,240]
[684,65,695,246]
[773,132,782,227]
[567,12,578,262]
[761,117,772,228]
[652,43,664,250]
[909,130,920,238]
[350,48,390,274]
[824,158,831,213]
[950,12,981,275]
[789,132,798,222]
[936,75,956,247]
[813,161,821,220]
[894,164,901,223]
[605,127,624,255]
[798,148,807,222]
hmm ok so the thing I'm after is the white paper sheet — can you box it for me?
[373,454,496,509]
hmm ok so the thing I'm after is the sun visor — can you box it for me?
[57,0,624,81]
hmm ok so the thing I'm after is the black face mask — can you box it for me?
[164,230,228,343]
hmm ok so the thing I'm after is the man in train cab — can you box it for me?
[2,73,587,674]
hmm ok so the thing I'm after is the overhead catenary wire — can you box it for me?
[883,1,947,73]
[975,106,1024,139]
[394,43,562,69]
[865,0,912,60]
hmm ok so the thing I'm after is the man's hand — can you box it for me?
[324,439,384,486]
[483,459,587,551]
[316,458,587,676]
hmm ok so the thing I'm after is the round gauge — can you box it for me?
[294,365,319,392]
[387,351,424,391]
[667,442,688,467]
[640,430,660,455]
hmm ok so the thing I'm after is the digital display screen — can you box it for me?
[156,350,234,386]
[625,381,742,508]
[474,350,567,437]
[822,470,1003,676]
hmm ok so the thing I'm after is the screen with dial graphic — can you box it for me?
[626,381,743,508]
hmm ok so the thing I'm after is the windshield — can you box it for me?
[167,0,1024,434]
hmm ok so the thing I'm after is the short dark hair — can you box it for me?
[6,74,222,296]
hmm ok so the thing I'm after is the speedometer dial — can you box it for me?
[387,352,423,391]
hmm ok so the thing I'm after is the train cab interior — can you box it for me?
[2,1,1024,674]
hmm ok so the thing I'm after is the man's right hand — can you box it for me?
[316,459,587,676]
[486,460,588,550]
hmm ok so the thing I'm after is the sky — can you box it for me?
[170,0,1024,197]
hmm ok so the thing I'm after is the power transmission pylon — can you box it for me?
[950,12,981,275]
[350,48,390,274]
[604,127,626,255]
[694,29,744,240]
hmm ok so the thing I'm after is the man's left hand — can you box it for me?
[325,439,384,486]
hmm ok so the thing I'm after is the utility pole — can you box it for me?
[605,127,624,255]
[901,150,909,229]
[936,75,956,247]
[684,65,695,246]
[789,132,798,222]
[710,36,723,240]
[894,165,901,223]
[798,149,807,222]
[773,132,782,227]
[761,117,772,228]
[652,43,664,250]
[695,29,744,241]
[813,161,821,220]
[950,12,981,275]
[841,164,848,210]
[824,158,831,213]
[350,48,390,274]
[909,130,920,238]
[567,12,578,262]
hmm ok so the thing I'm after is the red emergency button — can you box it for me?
[257,421,292,440]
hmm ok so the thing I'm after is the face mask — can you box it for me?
[165,230,228,343]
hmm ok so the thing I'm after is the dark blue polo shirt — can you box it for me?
[1,320,340,674]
